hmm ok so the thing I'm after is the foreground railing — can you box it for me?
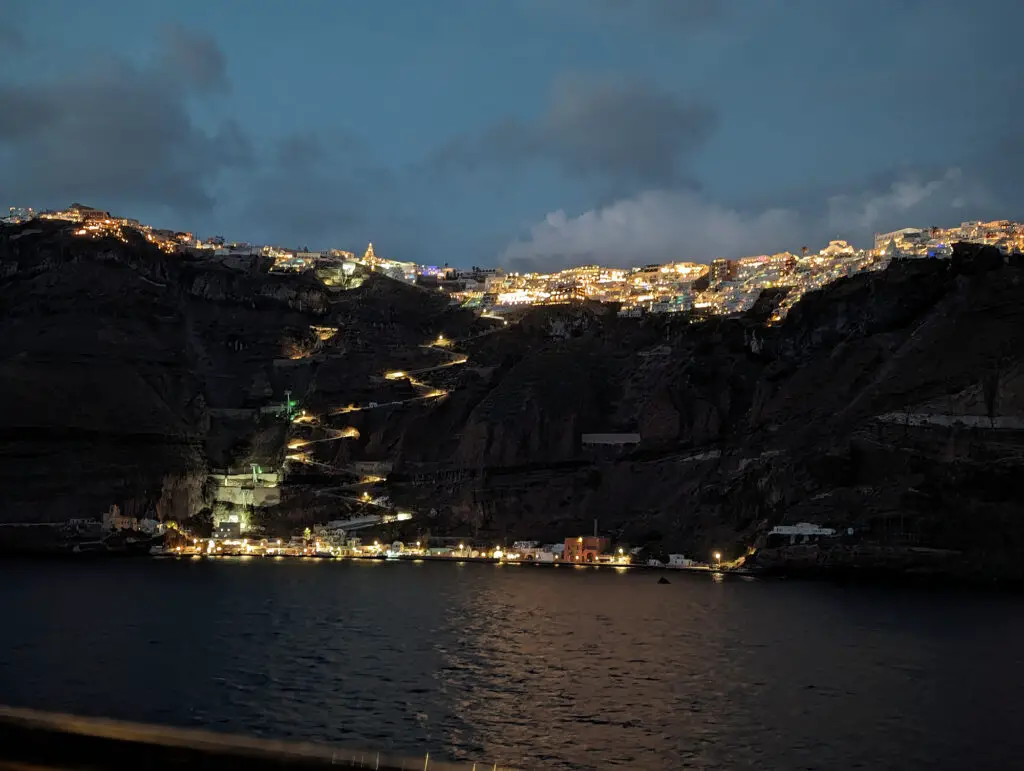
[0,706,513,770]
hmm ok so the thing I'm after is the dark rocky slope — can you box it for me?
[0,220,486,534]
[0,220,327,524]
[386,248,1024,579]
[2,220,1022,578]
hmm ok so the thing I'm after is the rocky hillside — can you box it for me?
[386,247,1024,580]
[2,220,1022,578]
[0,220,328,523]
[0,220,486,533]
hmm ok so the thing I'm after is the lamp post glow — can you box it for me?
[714,551,722,568]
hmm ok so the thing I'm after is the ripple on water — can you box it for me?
[2,560,1024,769]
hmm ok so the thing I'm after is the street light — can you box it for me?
[714,551,722,568]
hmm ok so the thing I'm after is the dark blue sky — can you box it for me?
[1,0,1022,268]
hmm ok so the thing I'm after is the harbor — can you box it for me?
[151,528,755,577]
[151,546,754,578]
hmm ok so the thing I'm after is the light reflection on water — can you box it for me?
[1,559,1023,770]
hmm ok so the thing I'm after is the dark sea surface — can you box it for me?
[2,558,1023,770]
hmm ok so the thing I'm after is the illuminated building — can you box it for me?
[709,258,734,284]
[819,240,855,257]
[3,206,36,224]
[874,227,927,252]
[564,536,610,563]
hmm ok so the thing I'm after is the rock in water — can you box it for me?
[657,576,670,584]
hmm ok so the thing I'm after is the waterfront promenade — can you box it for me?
[155,551,749,576]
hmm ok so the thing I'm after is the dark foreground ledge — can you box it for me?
[0,706,511,771]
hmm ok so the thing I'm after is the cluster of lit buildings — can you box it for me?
[162,524,734,571]
[873,221,1024,257]
[443,251,871,322]
[164,529,636,566]
[444,261,709,314]
[443,220,1024,323]
[6,203,1022,323]
[3,203,199,252]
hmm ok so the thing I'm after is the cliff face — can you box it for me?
[387,249,1024,579]
[3,220,1023,578]
[0,221,327,524]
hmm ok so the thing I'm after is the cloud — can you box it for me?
[0,27,247,216]
[0,20,24,53]
[499,167,980,270]
[274,133,325,169]
[231,131,431,256]
[825,168,971,233]
[159,24,228,93]
[0,21,432,257]
[234,134,366,246]
[519,0,729,29]
[594,0,727,26]
[435,73,716,192]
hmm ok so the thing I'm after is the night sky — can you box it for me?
[1,0,1022,269]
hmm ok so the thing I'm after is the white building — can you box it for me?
[768,522,836,544]
[819,240,856,257]
[137,518,165,536]
[873,227,926,252]
[102,505,137,533]
[213,520,241,539]
[313,523,350,547]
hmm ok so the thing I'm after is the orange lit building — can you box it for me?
[564,536,609,563]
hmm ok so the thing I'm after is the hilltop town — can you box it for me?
[2,204,1024,579]
[8,203,1024,325]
